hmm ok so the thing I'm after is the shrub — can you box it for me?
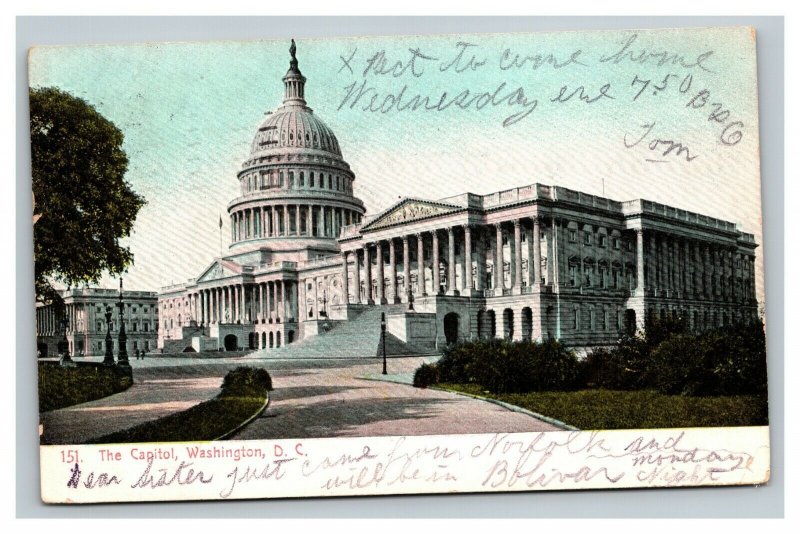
[433,339,581,394]
[649,321,768,396]
[413,363,440,388]
[221,366,273,397]
[580,336,650,390]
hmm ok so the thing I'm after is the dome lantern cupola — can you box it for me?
[282,39,307,107]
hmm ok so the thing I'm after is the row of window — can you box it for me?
[567,229,626,250]
[242,170,352,194]
[94,321,152,333]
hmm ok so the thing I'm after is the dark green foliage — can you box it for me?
[584,319,768,396]
[30,87,146,304]
[38,363,133,412]
[579,336,650,390]
[442,384,768,430]
[650,321,768,396]
[431,339,581,393]
[92,367,272,444]
[413,363,440,388]
[221,366,273,396]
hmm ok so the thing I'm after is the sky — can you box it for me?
[27,26,764,306]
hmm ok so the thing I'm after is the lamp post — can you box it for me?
[320,290,328,318]
[380,312,387,375]
[103,304,114,366]
[407,288,414,311]
[117,278,130,369]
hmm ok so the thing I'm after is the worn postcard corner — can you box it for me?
[31,25,769,504]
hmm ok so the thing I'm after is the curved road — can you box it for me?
[231,356,559,440]
[40,356,559,444]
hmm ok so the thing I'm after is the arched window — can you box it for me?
[299,171,304,187]
[288,171,294,189]
[310,172,315,187]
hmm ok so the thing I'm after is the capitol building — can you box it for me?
[156,43,760,355]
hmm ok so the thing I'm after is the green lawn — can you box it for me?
[439,384,769,430]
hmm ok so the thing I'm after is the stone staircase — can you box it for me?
[246,305,439,359]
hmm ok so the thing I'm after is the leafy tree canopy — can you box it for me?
[30,87,146,305]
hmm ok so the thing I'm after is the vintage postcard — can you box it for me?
[30,26,769,503]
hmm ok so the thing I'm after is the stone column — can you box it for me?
[674,239,682,296]
[280,280,287,321]
[312,278,319,318]
[237,284,244,322]
[533,218,542,287]
[353,249,362,304]
[463,225,473,293]
[340,252,350,305]
[545,221,554,286]
[364,244,374,304]
[258,283,263,321]
[266,282,273,322]
[305,205,312,237]
[494,223,503,292]
[703,245,712,299]
[447,227,456,295]
[270,207,277,237]
[684,240,692,297]
[648,233,657,292]
[416,233,426,297]
[376,241,386,304]
[389,239,399,303]
[317,206,325,237]
[402,236,411,300]
[432,230,440,294]
[636,229,645,295]
[513,220,522,292]
[661,237,670,294]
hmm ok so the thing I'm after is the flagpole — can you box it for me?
[218,214,223,258]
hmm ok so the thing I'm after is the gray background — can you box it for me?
[16,16,784,518]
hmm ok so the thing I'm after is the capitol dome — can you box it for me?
[251,109,342,157]
[227,40,366,257]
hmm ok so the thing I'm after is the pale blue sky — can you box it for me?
[28,27,763,302]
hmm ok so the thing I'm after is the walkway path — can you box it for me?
[232,356,560,440]
[40,356,561,444]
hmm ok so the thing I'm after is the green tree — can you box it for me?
[30,87,145,304]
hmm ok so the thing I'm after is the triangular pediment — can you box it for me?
[362,198,461,232]
[196,259,243,283]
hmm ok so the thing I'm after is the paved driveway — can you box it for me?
[232,356,560,440]
[40,356,560,444]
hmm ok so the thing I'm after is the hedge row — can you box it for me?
[414,318,768,397]
[416,339,582,393]
[39,363,133,412]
